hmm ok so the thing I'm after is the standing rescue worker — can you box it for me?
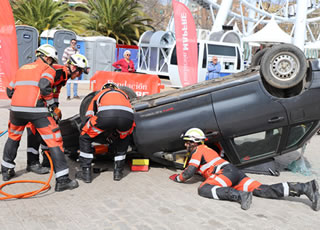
[169,128,320,211]
[2,44,78,192]
[76,82,135,183]
[26,54,90,174]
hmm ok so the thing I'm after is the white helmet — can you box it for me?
[182,128,206,143]
[36,44,58,63]
[68,54,90,74]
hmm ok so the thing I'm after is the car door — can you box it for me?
[134,93,219,155]
[212,78,288,165]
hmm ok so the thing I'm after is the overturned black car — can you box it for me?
[60,44,320,172]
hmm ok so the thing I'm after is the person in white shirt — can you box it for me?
[62,39,80,100]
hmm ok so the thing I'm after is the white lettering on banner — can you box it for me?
[0,25,14,34]
[106,80,149,96]
[136,91,149,97]
[181,13,189,51]
[180,12,191,82]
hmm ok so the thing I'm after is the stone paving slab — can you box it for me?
[0,83,319,230]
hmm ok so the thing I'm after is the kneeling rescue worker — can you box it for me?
[77,82,135,182]
[25,53,90,175]
[169,128,320,211]
[2,44,78,192]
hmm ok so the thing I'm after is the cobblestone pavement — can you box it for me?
[0,84,319,230]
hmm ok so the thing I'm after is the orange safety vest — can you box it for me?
[85,88,133,118]
[187,145,229,179]
[10,59,56,113]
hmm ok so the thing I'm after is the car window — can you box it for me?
[286,122,314,148]
[232,128,282,163]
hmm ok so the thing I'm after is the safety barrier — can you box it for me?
[90,71,164,96]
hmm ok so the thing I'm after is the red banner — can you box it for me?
[172,0,198,87]
[90,71,164,96]
[0,0,18,99]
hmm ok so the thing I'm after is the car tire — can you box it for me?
[79,91,99,122]
[251,48,269,66]
[260,44,307,89]
[119,86,137,100]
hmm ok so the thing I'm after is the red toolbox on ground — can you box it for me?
[130,159,149,172]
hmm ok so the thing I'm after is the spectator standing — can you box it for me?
[112,50,135,72]
[62,39,80,100]
[205,56,221,80]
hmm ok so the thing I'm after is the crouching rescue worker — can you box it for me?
[76,82,135,182]
[26,54,90,174]
[1,44,78,192]
[169,128,320,211]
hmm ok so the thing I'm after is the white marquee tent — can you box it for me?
[243,18,292,44]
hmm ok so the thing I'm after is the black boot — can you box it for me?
[238,191,253,210]
[75,167,92,183]
[55,175,79,192]
[1,166,15,181]
[114,160,125,181]
[216,187,252,210]
[26,163,50,174]
[289,180,320,211]
[305,180,320,211]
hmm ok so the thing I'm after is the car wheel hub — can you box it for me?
[270,53,299,81]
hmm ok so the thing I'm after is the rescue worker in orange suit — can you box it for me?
[2,44,78,192]
[77,82,135,182]
[169,128,320,211]
[26,54,90,174]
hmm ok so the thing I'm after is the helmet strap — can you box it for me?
[40,55,54,66]
[39,55,47,64]
[186,141,198,153]
[68,65,78,75]
[67,66,72,75]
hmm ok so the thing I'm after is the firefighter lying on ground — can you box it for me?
[25,54,90,175]
[169,128,320,211]
[76,82,135,183]
[1,45,81,192]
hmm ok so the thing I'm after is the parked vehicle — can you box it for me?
[60,44,320,171]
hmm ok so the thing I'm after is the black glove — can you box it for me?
[6,87,14,99]
[106,131,119,145]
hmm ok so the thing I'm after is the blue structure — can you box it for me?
[75,35,86,56]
